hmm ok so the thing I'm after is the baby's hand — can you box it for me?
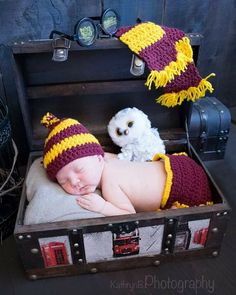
[76,193,106,213]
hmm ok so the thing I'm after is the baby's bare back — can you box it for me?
[102,159,166,212]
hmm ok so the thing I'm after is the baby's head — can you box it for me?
[41,113,104,194]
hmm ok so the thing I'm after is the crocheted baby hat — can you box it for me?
[116,22,215,107]
[41,112,104,180]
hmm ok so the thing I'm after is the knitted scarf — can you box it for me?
[116,22,215,107]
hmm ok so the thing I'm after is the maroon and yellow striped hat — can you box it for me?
[41,113,104,180]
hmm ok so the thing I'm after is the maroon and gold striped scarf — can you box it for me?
[116,22,215,107]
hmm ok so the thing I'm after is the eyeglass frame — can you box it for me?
[49,8,120,47]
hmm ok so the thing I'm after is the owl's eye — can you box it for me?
[116,128,123,136]
[127,121,134,128]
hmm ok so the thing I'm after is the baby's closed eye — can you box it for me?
[75,167,84,174]
[58,179,67,185]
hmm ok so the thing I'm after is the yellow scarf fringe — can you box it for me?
[145,37,193,89]
[156,73,216,107]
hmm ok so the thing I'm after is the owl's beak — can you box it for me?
[124,129,129,135]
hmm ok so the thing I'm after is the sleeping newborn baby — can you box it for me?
[41,113,213,216]
[24,157,104,225]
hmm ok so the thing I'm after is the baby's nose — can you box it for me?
[70,178,80,187]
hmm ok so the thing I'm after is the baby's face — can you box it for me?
[56,155,104,195]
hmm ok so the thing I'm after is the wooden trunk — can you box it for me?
[4,35,230,280]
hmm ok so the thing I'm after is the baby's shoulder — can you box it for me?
[100,162,120,192]
[103,159,121,175]
[109,158,135,171]
[102,159,129,181]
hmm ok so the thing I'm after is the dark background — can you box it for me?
[0,0,235,108]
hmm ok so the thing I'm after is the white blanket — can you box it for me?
[24,157,103,225]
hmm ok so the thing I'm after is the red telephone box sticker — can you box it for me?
[193,227,209,246]
[38,236,72,268]
[174,218,210,252]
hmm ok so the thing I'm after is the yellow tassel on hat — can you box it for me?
[41,112,60,128]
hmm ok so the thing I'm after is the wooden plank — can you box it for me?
[29,130,187,153]
[19,48,134,85]
[27,80,149,99]
[11,33,200,54]
[11,38,126,54]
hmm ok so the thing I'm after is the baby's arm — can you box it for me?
[101,183,136,216]
[101,202,136,216]
[77,186,136,216]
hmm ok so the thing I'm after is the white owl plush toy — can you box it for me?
[107,107,166,161]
